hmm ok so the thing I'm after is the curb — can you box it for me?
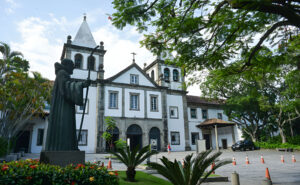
[202,176,229,182]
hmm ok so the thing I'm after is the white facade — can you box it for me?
[75,87,98,153]
[167,94,185,151]
[27,16,241,153]
[30,118,47,153]
[113,67,155,87]
[187,106,242,151]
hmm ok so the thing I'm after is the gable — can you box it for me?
[112,66,156,87]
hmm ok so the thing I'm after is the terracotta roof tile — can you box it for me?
[186,95,224,106]
[196,118,235,128]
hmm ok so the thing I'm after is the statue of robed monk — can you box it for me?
[45,58,90,151]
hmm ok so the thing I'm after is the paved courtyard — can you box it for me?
[23,149,300,185]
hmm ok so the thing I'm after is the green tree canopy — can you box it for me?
[111,0,300,74]
[201,37,300,142]
[0,42,51,153]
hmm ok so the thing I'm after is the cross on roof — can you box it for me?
[131,52,137,63]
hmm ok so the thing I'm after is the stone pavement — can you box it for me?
[22,149,300,185]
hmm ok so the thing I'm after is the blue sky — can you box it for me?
[0,0,201,95]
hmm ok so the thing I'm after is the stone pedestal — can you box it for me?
[40,150,85,167]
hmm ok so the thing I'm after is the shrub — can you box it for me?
[0,159,118,185]
[148,150,231,185]
[0,137,16,157]
[287,135,300,145]
[109,145,158,182]
[114,139,127,150]
[0,137,8,157]
[255,142,300,150]
[267,135,282,144]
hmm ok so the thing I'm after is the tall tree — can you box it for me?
[0,42,51,153]
[201,51,273,142]
[0,72,51,142]
[202,36,300,143]
[111,0,300,75]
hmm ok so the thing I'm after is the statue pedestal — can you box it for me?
[40,150,85,167]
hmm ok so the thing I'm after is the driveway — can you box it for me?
[22,149,300,185]
[151,150,300,185]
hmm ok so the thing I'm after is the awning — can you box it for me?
[196,118,235,128]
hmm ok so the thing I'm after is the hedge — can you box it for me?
[0,159,119,185]
[255,142,300,150]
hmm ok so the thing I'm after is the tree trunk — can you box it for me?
[126,167,136,182]
[279,127,287,144]
[251,135,257,142]
[289,121,294,138]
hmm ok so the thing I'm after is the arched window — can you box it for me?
[151,70,155,80]
[173,69,179,82]
[87,56,95,70]
[164,68,170,82]
[74,54,83,69]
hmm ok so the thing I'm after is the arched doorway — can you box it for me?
[105,127,119,151]
[126,124,142,150]
[149,127,161,151]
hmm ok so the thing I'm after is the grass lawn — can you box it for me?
[118,171,172,185]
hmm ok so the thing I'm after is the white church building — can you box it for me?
[23,16,242,154]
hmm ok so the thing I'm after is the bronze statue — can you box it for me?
[45,59,90,151]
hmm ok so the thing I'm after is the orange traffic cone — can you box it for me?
[265,168,271,181]
[261,155,265,164]
[211,162,215,174]
[107,157,112,169]
[281,155,285,163]
[292,155,296,163]
[246,156,250,165]
[232,157,236,166]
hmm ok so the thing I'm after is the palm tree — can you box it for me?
[109,145,158,182]
[148,150,231,185]
[0,42,25,76]
[0,42,23,60]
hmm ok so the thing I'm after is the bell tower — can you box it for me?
[60,15,106,81]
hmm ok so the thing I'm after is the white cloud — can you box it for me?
[10,14,200,95]
[92,24,156,78]
[11,17,63,80]
[5,0,19,14]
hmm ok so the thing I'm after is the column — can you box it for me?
[215,124,219,151]
[182,94,191,151]
[231,125,236,144]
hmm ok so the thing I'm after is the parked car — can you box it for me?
[231,140,257,151]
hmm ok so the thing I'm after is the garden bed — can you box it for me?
[0,159,118,185]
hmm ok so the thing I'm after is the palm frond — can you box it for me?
[136,149,158,165]
[149,150,230,185]
[9,51,23,59]
[0,42,11,59]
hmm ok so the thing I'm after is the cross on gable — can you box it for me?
[131,52,137,63]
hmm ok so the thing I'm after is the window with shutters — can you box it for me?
[109,91,118,109]
[130,93,139,110]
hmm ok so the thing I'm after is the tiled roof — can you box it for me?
[72,17,97,48]
[196,118,235,128]
[186,95,224,106]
